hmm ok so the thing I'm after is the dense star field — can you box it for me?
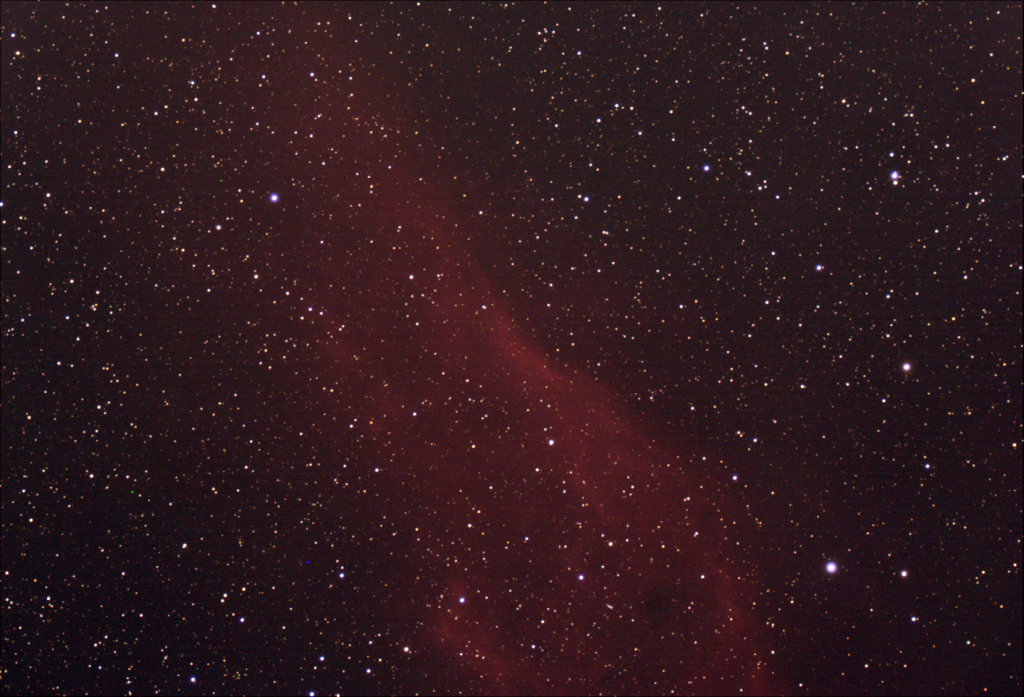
[2,3,1021,695]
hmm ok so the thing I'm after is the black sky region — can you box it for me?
[2,3,1022,696]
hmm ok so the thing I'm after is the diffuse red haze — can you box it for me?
[286,29,772,690]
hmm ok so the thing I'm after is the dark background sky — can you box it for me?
[2,2,1021,695]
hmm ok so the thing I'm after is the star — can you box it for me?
[826,561,838,574]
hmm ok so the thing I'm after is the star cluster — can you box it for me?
[2,3,1021,695]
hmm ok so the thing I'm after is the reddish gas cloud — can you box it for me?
[286,22,772,692]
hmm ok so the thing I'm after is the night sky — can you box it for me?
[2,3,1021,696]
